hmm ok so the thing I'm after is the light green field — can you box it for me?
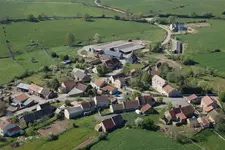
[0,0,119,19]
[101,0,225,17]
[91,129,198,150]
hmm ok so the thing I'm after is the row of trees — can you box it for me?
[66,32,103,46]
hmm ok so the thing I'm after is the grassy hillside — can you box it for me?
[177,20,225,71]
[0,0,118,19]
[0,19,165,56]
[100,0,225,17]
[0,19,165,84]
[91,129,197,150]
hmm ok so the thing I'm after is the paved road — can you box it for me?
[154,23,172,46]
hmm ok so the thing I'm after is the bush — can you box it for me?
[176,134,191,144]
[114,15,120,20]
[26,128,36,136]
[0,135,6,142]
[51,52,58,58]
[47,134,58,141]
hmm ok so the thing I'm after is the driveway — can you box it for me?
[155,23,172,46]
[94,113,118,121]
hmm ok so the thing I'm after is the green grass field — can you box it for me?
[91,129,198,150]
[0,19,164,56]
[176,20,225,71]
[194,129,225,150]
[0,19,164,84]
[2,115,98,150]
[0,0,119,19]
[101,0,225,17]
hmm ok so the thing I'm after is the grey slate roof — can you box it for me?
[17,83,30,90]
[66,106,83,114]
[103,50,122,58]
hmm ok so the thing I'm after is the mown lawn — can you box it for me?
[91,129,198,150]
[2,115,98,150]
[0,0,119,19]
[101,0,225,17]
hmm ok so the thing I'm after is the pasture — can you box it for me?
[0,19,165,84]
[176,20,225,71]
[194,129,225,150]
[0,19,165,56]
[91,129,198,150]
[0,0,119,19]
[101,0,225,17]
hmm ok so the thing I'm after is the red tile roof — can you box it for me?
[163,84,175,94]
[95,79,106,87]
[176,112,187,120]
[101,85,116,92]
[62,80,76,89]
[29,84,43,93]
[14,93,29,102]
[203,106,214,113]
[201,96,215,106]
[141,104,152,113]
[187,94,198,101]
[102,118,115,131]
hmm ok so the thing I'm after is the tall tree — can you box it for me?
[66,33,75,46]
[93,33,102,43]
[83,13,90,21]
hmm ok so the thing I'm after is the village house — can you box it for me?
[171,39,183,54]
[122,100,140,112]
[11,93,29,107]
[40,88,56,99]
[21,104,56,125]
[113,78,127,89]
[91,78,108,90]
[68,83,88,97]
[197,116,211,128]
[169,22,187,32]
[164,105,195,125]
[16,83,30,92]
[136,95,156,106]
[162,84,180,97]
[80,101,96,113]
[123,52,138,63]
[103,57,121,70]
[152,75,179,97]
[110,103,124,113]
[36,103,56,111]
[94,96,110,108]
[140,104,154,114]
[73,70,91,82]
[200,96,217,113]
[187,118,200,128]
[109,73,127,84]
[59,80,76,93]
[0,120,20,137]
[72,68,88,75]
[64,106,83,119]
[186,94,200,104]
[207,109,219,124]
[95,114,124,132]
[100,85,118,95]
[28,84,43,96]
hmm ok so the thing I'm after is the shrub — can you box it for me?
[47,134,58,141]
[176,134,191,144]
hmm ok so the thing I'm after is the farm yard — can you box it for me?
[100,0,225,17]
[91,129,198,150]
